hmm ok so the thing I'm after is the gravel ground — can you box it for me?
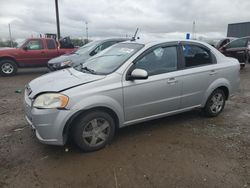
[0,66,249,188]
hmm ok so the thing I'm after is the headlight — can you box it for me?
[60,60,73,67]
[33,93,69,109]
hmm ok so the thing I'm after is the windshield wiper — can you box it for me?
[81,66,96,74]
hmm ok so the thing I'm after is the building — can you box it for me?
[227,22,250,38]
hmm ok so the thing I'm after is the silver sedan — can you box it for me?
[24,39,240,152]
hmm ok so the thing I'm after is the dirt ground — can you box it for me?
[0,66,250,188]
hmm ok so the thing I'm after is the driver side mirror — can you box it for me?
[23,46,28,51]
[128,69,148,80]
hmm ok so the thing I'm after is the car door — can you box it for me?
[18,39,47,66]
[223,38,248,62]
[122,43,182,123]
[179,42,218,108]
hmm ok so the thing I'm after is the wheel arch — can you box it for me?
[201,78,231,107]
[62,106,121,144]
[217,86,229,100]
[0,56,19,66]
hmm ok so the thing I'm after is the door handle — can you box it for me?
[167,78,178,84]
[209,70,217,75]
[236,51,244,54]
[41,51,45,54]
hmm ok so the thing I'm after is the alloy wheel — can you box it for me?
[82,118,110,147]
[1,63,14,74]
[209,93,224,114]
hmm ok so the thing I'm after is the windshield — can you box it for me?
[17,40,26,48]
[76,43,144,75]
[74,41,100,55]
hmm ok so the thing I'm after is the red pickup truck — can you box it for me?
[0,38,75,76]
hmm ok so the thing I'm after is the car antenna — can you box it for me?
[131,28,139,41]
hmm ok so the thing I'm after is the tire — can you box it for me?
[73,111,115,152]
[203,89,226,117]
[240,64,245,69]
[0,59,18,76]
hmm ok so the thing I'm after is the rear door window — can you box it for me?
[182,45,213,68]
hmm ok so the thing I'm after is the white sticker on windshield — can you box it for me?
[119,48,134,54]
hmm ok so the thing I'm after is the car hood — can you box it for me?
[28,68,105,98]
[0,48,20,55]
[0,47,14,51]
[48,52,90,65]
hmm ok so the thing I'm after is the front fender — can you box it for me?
[0,55,17,62]
[201,78,231,107]
[70,95,124,126]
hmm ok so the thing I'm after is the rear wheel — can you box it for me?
[73,111,115,152]
[203,89,226,117]
[0,59,18,76]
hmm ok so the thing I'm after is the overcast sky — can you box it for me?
[0,0,249,41]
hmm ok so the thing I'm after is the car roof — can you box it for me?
[120,39,226,60]
[122,39,212,47]
[234,36,250,40]
[96,38,128,43]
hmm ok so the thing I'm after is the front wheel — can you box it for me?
[203,89,226,117]
[73,111,115,152]
[0,59,18,76]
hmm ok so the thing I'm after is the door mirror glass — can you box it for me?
[129,69,148,80]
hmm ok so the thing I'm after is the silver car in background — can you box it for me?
[47,38,127,71]
[24,40,240,152]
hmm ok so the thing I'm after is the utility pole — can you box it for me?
[8,23,13,47]
[55,0,61,41]
[85,21,88,43]
[192,21,196,40]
